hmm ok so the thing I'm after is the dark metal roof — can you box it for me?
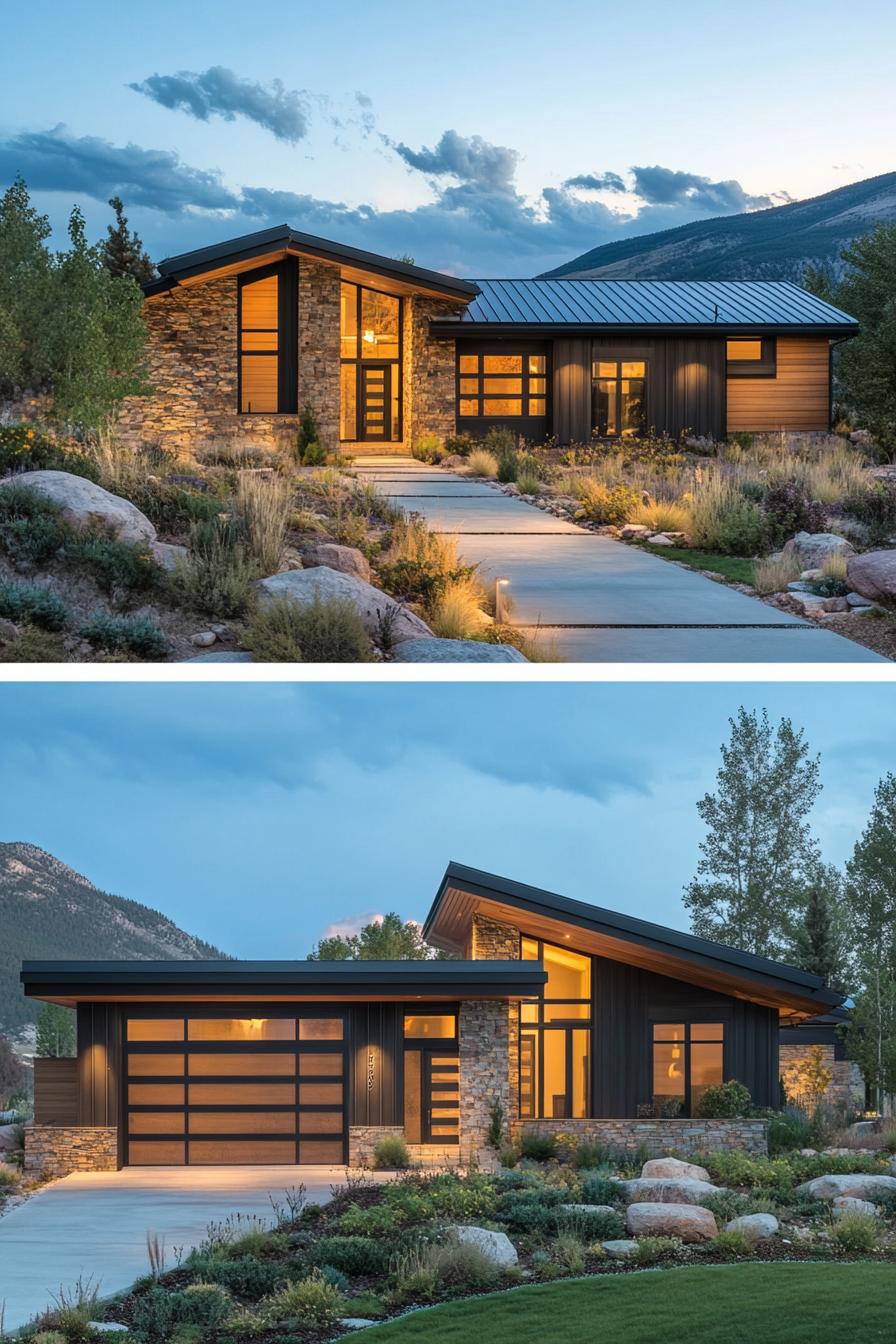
[144,225,479,302]
[424,862,845,1013]
[20,958,545,1003]
[429,278,858,335]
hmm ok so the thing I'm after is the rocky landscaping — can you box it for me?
[12,1118,896,1344]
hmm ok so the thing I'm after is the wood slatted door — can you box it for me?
[426,1052,459,1143]
[125,1014,347,1165]
[360,365,391,441]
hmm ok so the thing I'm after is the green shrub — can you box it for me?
[634,1235,682,1265]
[554,1232,587,1276]
[297,404,321,463]
[443,434,475,457]
[833,1211,878,1252]
[171,1283,233,1327]
[497,449,520,483]
[843,482,896,541]
[31,1333,67,1344]
[220,1306,268,1338]
[243,594,374,662]
[0,424,100,481]
[577,481,640,525]
[373,1134,411,1169]
[65,533,160,596]
[79,612,168,659]
[495,1187,567,1233]
[124,479,225,535]
[702,1190,752,1224]
[316,1264,349,1292]
[0,627,69,661]
[0,580,67,630]
[0,484,70,563]
[520,1132,558,1162]
[262,1271,342,1328]
[762,478,827,547]
[767,1107,815,1155]
[300,441,327,467]
[711,1228,755,1257]
[131,1287,175,1342]
[557,1207,624,1240]
[499,1142,520,1168]
[188,1253,293,1300]
[482,427,517,457]
[336,1202,406,1237]
[307,1236,389,1276]
[579,1173,624,1206]
[695,1079,752,1118]
[174,515,257,619]
[688,478,768,555]
[412,432,443,464]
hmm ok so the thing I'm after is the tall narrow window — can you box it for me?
[340,281,402,441]
[652,1022,725,1116]
[238,262,297,415]
[519,937,592,1119]
[592,359,646,437]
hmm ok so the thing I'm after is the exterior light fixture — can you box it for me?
[362,329,376,344]
[495,576,510,624]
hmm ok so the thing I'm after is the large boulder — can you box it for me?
[302,543,371,583]
[150,541,188,573]
[796,1173,896,1202]
[446,1225,517,1267]
[393,637,528,663]
[0,471,156,544]
[782,532,855,567]
[725,1213,779,1240]
[255,566,432,646]
[618,1178,722,1205]
[641,1157,710,1183]
[847,551,896,606]
[626,1202,717,1242]
[832,1197,878,1219]
[0,1124,20,1152]
[601,1239,638,1259]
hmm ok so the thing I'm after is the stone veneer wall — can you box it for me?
[24,1125,119,1178]
[298,258,341,455]
[406,295,464,447]
[458,999,518,1165]
[470,913,521,961]
[348,1124,404,1168]
[515,1117,769,1157]
[780,1043,865,1111]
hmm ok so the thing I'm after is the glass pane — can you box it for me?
[544,1031,568,1118]
[360,289,400,360]
[128,1020,183,1042]
[187,1053,296,1077]
[298,1018,343,1041]
[189,1111,295,1134]
[241,330,278,351]
[188,1019,295,1041]
[340,282,358,359]
[404,1048,422,1143]
[298,1053,342,1076]
[528,398,546,417]
[529,355,546,374]
[543,1002,590,1022]
[188,1082,295,1105]
[595,361,617,378]
[653,1043,686,1106]
[572,1029,590,1118]
[340,363,357,440]
[620,377,645,436]
[128,1112,185,1134]
[483,355,522,373]
[519,1030,538,1118]
[483,399,522,416]
[521,937,539,961]
[690,1023,725,1042]
[459,377,478,394]
[691,1043,724,1109]
[241,274,278,330]
[593,379,616,435]
[621,361,646,377]
[727,339,763,361]
[458,399,478,417]
[128,1054,184,1076]
[529,377,546,395]
[520,1002,538,1023]
[459,355,478,373]
[240,355,278,413]
[403,1014,457,1039]
[653,1023,685,1041]
[543,943,590,999]
[483,377,522,394]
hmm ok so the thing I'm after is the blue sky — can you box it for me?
[3,0,894,274]
[0,681,888,957]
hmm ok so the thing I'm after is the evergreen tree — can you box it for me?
[102,197,155,284]
[790,864,848,988]
[35,1002,76,1057]
[308,912,440,960]
[683,707,821,958]
[0,1035,24,1108]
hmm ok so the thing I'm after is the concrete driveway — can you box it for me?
[0,1165,358,1330]
[354,457,886,662]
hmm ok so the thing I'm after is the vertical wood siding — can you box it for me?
[552,339,591,442]
[347,1003,403,1127]
[726,337,830,432]
[77,1004,121,1127]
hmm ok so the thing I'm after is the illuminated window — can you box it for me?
[591,359,646,437]
[238,265,296,414]
[652,1022,725,1116]
[340,281,402,441]
[726,337,776,377]
[457,351,550,420]
[519,936,591,1119]
[404,1014,457,1039]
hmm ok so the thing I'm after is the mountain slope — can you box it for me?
[0,842,226,1034]
[543,172,896,281]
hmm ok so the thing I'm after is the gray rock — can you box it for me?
[150,541,188,573]
[725,1213,779,1239]
[787,581,816,593]
[0,470,156,544]
[641,1157,710,1183]
[782,532,855,566]
[647,533,675,546]
[799,569,826,582]
[796,1173,896,1201]
[821,596,849,613]
[191,631,217,648]
[625,1202,717,1242]
[619,1177,722,1205]
[87,1325,129,1335]
[620,524,651,539]
[393,637,528,663]
[601,1239,638,1259]
[560,1203,617,1216]
[339,1320,377,1330]
[447,1225,518,1266]
[209,624,229,636]
[255,566,431,646]
[832,1197,878,1219]
[847,551,896,606]
[0,1124,20,1151]
[182,651,255,663]
[302,543,371,583]
[0,618,21,642]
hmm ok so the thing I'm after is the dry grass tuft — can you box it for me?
[383,514,462,573]
[429,575,487,640]
[466,449,499,479]
[235,472,293,574]
[752,552,802,595]
[823,552,850,584]
[626,499,691,533]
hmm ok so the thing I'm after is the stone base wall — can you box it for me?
[459,999,517,1165]
[298,258,341,456]
[514,1117,768,1157]
[780,1043,865,1112]
[24,1125,119,1178]
[407,296,463,448]
[348,1125,404,1168]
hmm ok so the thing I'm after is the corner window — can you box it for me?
[652,1022,724,1116]
[340,281,402,441]
[591,359,646,437]
[238,262,297,414]
[457,352,549,420]
[519,936,591,1119]
[726,337,776,377]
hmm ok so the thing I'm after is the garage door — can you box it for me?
[125,1014,347,1165]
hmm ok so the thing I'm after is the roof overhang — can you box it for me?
[144,226,479,305]
[21,958,545,1008]
[429,321,859,339]
[424,863,845,1023]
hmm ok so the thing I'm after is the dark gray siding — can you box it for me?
[347,1003,403,1127]
[552,339,591,443]
[76,1003,121,1128]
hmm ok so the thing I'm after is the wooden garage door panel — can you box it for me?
[189,1140,296,1164]
[187,1053,296,1076]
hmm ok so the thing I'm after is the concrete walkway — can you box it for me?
[0,1165,358,1330]
[354,457,886,662]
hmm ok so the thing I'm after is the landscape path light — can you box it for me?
[495,576,511,625]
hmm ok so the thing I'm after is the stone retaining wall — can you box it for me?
[780,1043,865,1112]
[24,1124,119,1178]
[514,1117,768,1157]
[348,1124,404,1168]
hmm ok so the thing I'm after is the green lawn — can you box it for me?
[637,543,756,585]
[359,1263,896,1343]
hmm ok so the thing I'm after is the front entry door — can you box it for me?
[360,364,391,441]
[404,1048,459,1144]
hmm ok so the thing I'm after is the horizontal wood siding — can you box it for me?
[347,1003,403,1127]
[552,339,591,443]
[77,1003,121,1127]
[33,1057,78,1125]
[726,337,830,432]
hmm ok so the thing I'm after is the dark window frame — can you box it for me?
[402,1002,459,1145]
[339,280,403,443]
[649,1018,727,1118]
[236,259,298,416]
[726,336,777,378]
[455,343,551,433]
[518,935,592,1120]
[590,357,648,438]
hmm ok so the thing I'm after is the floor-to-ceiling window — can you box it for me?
[592,359,646,437]
[340,282,402,442]
[651,1021,725,1117]
[519,938,591,1118]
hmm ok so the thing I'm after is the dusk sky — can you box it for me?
[0,681,888,958]
[3,0,895,274]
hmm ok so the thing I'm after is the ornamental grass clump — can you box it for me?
[832,1211,878,1253]
[235,471,293,575]
[244,594,374,663]
[687,477,767,556]
[372,1134,411,1170]
[261,1270,342,1328]
[175,514,258,618]
[752,551,801,595]
[575,480,640,525]
[466,449,499,478]
[428,574,486,640]
[625,499,690,533]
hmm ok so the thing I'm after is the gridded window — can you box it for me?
[652,1022,725,1116]
[520,937,591,1119]
[591,359,646,437]
[239,274,279,413]
[340,281,402,441]
[404,1008,459,1144]
[726,337,776,377]
[457,352,549,419]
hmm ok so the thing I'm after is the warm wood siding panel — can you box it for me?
[726,337,830,433]
[33,1057,78,1125]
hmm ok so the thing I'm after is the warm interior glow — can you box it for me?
[403,1013,457,1039]
[727,339,763,361]
[240,274,279,413]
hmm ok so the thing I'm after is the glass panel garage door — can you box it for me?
[125,1015,347,1165]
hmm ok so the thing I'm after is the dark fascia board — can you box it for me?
[428,320,859,339]
[148,226,479,303]
[424,862,845,1010]
[20,958,545,1002]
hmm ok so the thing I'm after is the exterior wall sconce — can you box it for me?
[495,577,510,625]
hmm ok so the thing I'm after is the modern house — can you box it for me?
[116,225,859,456]
[21,863,846,1177]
